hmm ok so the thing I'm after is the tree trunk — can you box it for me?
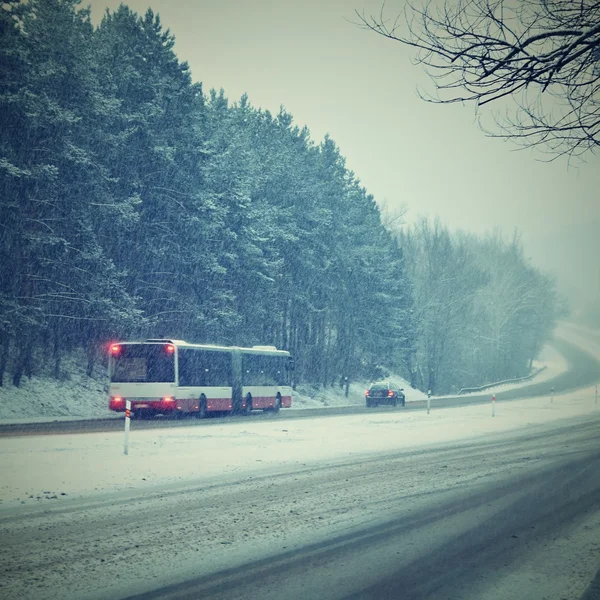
[0,332,10,387]
[24,339,33,379]
[13,338,33,387]
[86,340,96,378]
[281,298,289,350]
[53,329,61,380]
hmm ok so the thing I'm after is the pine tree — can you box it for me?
[0,0,140,385]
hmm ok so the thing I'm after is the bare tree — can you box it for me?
[378,199,409,234]
[357,0,600,157]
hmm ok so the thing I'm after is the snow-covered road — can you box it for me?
[1,384,599,599]
[0,410,599,600]
[0,323,599,600]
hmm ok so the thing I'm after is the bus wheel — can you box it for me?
[198,397,207,419]
[244,395,252,415]
[272,394,282,413]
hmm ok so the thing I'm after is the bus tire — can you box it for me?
[198,397,207,419]
[272,394,282,413]
[244,395,252,415]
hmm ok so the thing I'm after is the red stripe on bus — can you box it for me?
[205,398,233,411]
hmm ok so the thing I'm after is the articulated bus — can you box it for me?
[108,339,293,418]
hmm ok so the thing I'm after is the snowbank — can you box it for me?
[0,357,111,423]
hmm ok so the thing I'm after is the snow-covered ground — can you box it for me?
[0,353,111,423]
[0,338,570,423]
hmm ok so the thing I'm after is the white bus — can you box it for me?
[108,339,293,418]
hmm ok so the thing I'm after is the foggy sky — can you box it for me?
[88,0,599,315]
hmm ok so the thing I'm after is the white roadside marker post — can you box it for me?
[492,394,496,417]
[551,386,554,404]
[124,400,131,455]
[596,384,598,406]
[427,390,431,414]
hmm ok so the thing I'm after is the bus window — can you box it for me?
[242,354,289,386]
[202,351,232,386]
[178,349,232,387]
[111,345,175,383]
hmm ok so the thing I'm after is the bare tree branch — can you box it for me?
[356,0,600,157]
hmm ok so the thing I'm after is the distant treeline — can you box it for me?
[0,0,561,393]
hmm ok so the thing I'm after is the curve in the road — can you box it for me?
[426,336,600,409]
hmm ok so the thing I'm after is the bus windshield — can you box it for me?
[111,344,175,383]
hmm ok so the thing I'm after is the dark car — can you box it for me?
[365,381,405,407]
